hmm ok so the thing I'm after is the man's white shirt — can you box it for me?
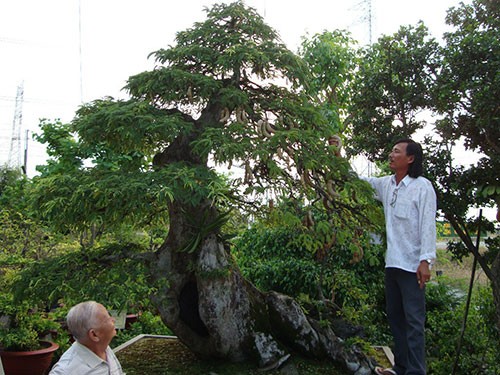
[49,341,125,375]
[362,174,437,272]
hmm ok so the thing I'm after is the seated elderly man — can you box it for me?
[49,301,125,375]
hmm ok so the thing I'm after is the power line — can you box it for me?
[0,35,66,49]
[0,94,76,106]
[0,36,38,46]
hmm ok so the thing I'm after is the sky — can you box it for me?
[0,0,467,177]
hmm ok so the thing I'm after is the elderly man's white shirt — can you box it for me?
[49,341,125,375]
[363,174,437,272]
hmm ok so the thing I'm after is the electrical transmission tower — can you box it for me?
[7,82,25,172]
[351,0,373,45]
[350,0,376,176]
[366,0,372,44]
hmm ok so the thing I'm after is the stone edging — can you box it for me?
[113,334,178,353]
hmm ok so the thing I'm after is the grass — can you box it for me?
[434,240,489,290]
[115,337,390,374]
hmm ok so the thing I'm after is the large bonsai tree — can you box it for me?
[30,2,380,373]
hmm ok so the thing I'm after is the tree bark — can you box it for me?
[149,203,375,374]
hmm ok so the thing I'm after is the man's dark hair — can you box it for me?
[394,138,423,178]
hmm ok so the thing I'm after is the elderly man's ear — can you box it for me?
[88,329,100,342]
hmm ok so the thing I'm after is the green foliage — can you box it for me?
[0,166,25,205]
[426,284,500,375]
[30,128,175,236]
[11,241,155,313]
[111,311,173,348]
[346,22,440,161]
[299,30,359,134]
[0,208,62,261]
[73,99,187,156]
[233,209,387,337]
[235,227,322,297]
[437,0,499,158]
[0,166,68,285]
[430,0,499,226]
[178,209,232,254]
[0,296,59,351]
[425,280,463,313]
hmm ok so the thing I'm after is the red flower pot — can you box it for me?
[0,340,59,375]
[125,313,139,329]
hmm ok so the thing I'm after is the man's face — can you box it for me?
[328,136,341,148]
[93,304,117,345]
[389,142,414,173]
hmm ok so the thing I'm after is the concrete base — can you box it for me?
[113,334,178,353]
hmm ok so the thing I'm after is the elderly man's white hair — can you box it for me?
[66,301,101,340]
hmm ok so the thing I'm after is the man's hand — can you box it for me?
[417,261,432,289]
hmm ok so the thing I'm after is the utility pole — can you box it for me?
[23,129,29,175]
[7,82,24,172]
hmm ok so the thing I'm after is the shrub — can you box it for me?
[426,283,500,375]
[0,296,59,352]
[111,311,173,348]
[233,224,388,342]
[11,241,155,313]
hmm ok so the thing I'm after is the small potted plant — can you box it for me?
[0,297,60,375]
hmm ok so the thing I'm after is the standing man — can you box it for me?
[49,301,125,375]
[362,139,436,375]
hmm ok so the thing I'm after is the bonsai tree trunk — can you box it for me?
[149,200,374,374]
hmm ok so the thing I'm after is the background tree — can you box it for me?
[347,0,500,331]
[0,166,60,262]
[346,22,440,160]
[430,0,500,331]
[299,30,359,136]
[29,2,381,372]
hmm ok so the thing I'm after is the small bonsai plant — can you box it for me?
[0,295,59,352]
